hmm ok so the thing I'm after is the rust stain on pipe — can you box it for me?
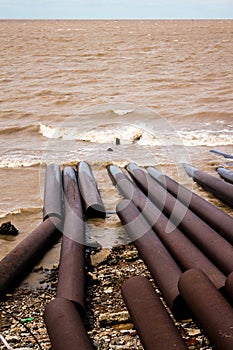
[147,166,233,245]
[121,276,188,350]
[77,161,106,219]
[184,163,233,207]
[44,297,94,350]
[178,269,233,350]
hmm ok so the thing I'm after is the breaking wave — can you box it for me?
[39,122,233,147]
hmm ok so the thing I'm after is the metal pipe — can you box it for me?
[210,149,233,159]
[147,166,233,245]
[178,269,233,350]
[56,167,86,314]
[183,163,233,207]
[0,217,62,298]
[76,161,106,219]
[121,276,188,350]
[225,271,233,302]
[126,163,233,275]
[44,297,94,350]
[116,199,189,319]
[43,163,63,221]
[107,164,225,290]
[217,167,233,185]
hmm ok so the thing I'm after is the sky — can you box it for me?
[0,0,233,19]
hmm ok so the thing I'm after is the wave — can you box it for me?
[0,206,42,219]
[0,124,40,136]
[178,129,233,147]
[0,156,41,168]
[40,122,233,147]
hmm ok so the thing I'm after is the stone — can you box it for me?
[0,221,19,236]
[90,249,111,266]
[99,311,130,326]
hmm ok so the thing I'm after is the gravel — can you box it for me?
[0,244,212,350]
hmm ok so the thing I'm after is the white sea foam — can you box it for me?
[0,156,41,168]
[112,109,134,116]
[0,206,42,219]
[39,123,233,147]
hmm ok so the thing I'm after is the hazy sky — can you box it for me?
[0,0,233,19]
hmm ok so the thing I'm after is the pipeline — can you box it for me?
[121,276,188,350]
[217,167,233,185]
[178,269,233,350]
[147,166,233,245]
[225,271,233,303]
[76,161,106,219]
[107,164,225,290]
[126,162,233,276]
[44,297,94,350]
[43,163,63,221]
[0,217,62,298]
[183,163,233,207]
[210,149,233,159]
[116,199,188,319]
[56,167,86,314]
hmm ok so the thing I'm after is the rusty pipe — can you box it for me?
[43,163,63,221]
[56,167,86,314]
[44,297,94,350]
[147,166,233,245]
[224,271,233,302]
[77,161,106,219]
[126,162,233,276]
[178,269,233,350]
[0,217,62,298]
[121,276,188,350]
[217,167,233,185]
[116,199,188,319]
[184,163,233,207]
[210,149,233,159]
[108,164,225,289]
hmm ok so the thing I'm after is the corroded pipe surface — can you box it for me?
[184,163,233,207]
[147,166,233,244]
[77,161,106,219]
[178,269,233,350]
[121,276,188,350]
[225,271,233,302]
[108,164,225,290]
[44,297,94,350]
[56,167,86,313]
[126,163,233,275]
[217,167,233,185]
[0,217,62,297]
[43,163,63,221]
[116,199,188,319]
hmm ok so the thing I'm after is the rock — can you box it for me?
[122,250,138,261]
[107,148,114,152]
[0,221,19,236]
[90,249,111,266]
[99,311,130,326]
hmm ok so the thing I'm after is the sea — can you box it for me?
[0,19,233,273]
